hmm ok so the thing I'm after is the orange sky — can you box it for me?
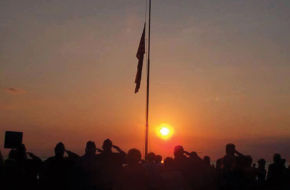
[0,0,290,160]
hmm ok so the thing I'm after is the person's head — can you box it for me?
[85,141,96,155]
[245,155,253,167]
[174,145,184,158]
[8,149,17,160]
[127,148,141,165]
[164,157,174,168]
[0,150,3,163]
[155,155,162,164]
[55,142,65,158]
[16,144,27,161]
[273,153,281,164]
[147,152,155,162]
[226,143,235,155]
[204,156,211,165]
[281,159,286,167]
[102,139,112,152]
[216,158,222,169]
[189,152,199,160]
[258,159,266,168]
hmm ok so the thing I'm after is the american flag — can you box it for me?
[135,24,146,93]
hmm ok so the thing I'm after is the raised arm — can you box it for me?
[235,150,244,157]
[65,150,80,160]
[27,152,42,162]
[112,145,125,155]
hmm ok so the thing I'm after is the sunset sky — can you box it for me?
[1,0,290,160]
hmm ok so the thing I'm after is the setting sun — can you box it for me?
[156,123,174,140]
[160,127,170,136]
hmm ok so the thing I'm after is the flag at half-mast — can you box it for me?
[135,24,146,93]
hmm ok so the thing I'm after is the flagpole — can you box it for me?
[145,0,151,160]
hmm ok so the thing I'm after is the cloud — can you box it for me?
[5,88,27,95]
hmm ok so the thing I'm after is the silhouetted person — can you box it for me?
[0,150,3,186]
[219,143,246,190]
[204,156,211,166]
[184,151,207,190]
[115,148,148,190]
[267,153,287,189]
[201,155,217,190]
[41,142,77,190]
[242,155,256,190]
[3,149,18,190]
[77,141,102,190]
[216,158,223,171]
[163,157,174,169]
[143,152,162,190]
[98,139,126,190]
[173,145,188,172]
[222,143,244,171]
[174,146,204,189]
[3,144,42,190]
[256,159,266,188]
[155,154,162,166]
[160,153,190,190]
[146,152,155,163]
[286,164,290,189]
[0,150,3,167]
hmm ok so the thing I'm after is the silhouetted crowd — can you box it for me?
[0,140,289,190]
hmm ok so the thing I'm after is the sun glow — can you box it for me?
[156,123,174,140]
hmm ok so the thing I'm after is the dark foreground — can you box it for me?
[0,140,289,190]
